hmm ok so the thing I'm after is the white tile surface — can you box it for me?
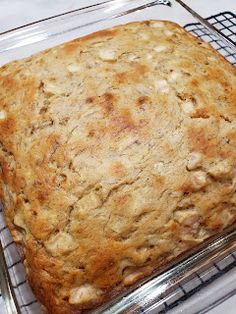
[0,1,235,314]
[0,0,235,33]
[208,294,236,314]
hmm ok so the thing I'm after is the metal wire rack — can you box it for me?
[184,11,236,64]
[159,253,236,313]
[0,10,236,314]
[0,205,41,314]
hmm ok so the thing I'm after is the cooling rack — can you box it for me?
[184,11,236,64]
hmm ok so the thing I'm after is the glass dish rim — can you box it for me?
[0,0,235,55]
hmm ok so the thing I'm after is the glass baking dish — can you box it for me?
[0,1,235,313]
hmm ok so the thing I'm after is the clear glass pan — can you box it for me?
[0,1,235,314]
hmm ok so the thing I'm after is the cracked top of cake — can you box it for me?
[0,20,235,314]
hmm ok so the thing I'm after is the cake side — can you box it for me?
[0,20,235,313]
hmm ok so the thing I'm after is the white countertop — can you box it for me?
[0,0,235,32]
[0,1,235,314]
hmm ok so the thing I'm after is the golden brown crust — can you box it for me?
[0,20,236,313]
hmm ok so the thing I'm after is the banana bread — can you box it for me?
[0,20,235,313]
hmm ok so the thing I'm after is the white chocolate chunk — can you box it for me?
[110,217,127,233]
[14,212,28,232]
[154,45,167,53]
[170,132,182,144]
[153,161,165,174]
[126,53,137,61]
[146,53,153,60]
[119,258,133,272]
[43,82,60,95]
[139,32,150,40]
[45,232,76,255]
[13,212,28,241]
[175,210,199,227]
[209,160,232,178]
[155,79,169,93]
[164,30,173,36]
[207,56,217,62]
[147,235,159,246]
[98,49,116,61]
[74,192,101,216]
[123,271,143,286]
[192,171,207,189]
[0,110,6,120]
[67,64,81,73]
[187,152,202,170]
[181,101,194,114]
[69,284,102,305]
[151,21,164,28]
[168,70,180,82]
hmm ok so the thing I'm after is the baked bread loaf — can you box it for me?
[0,20,235,313]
